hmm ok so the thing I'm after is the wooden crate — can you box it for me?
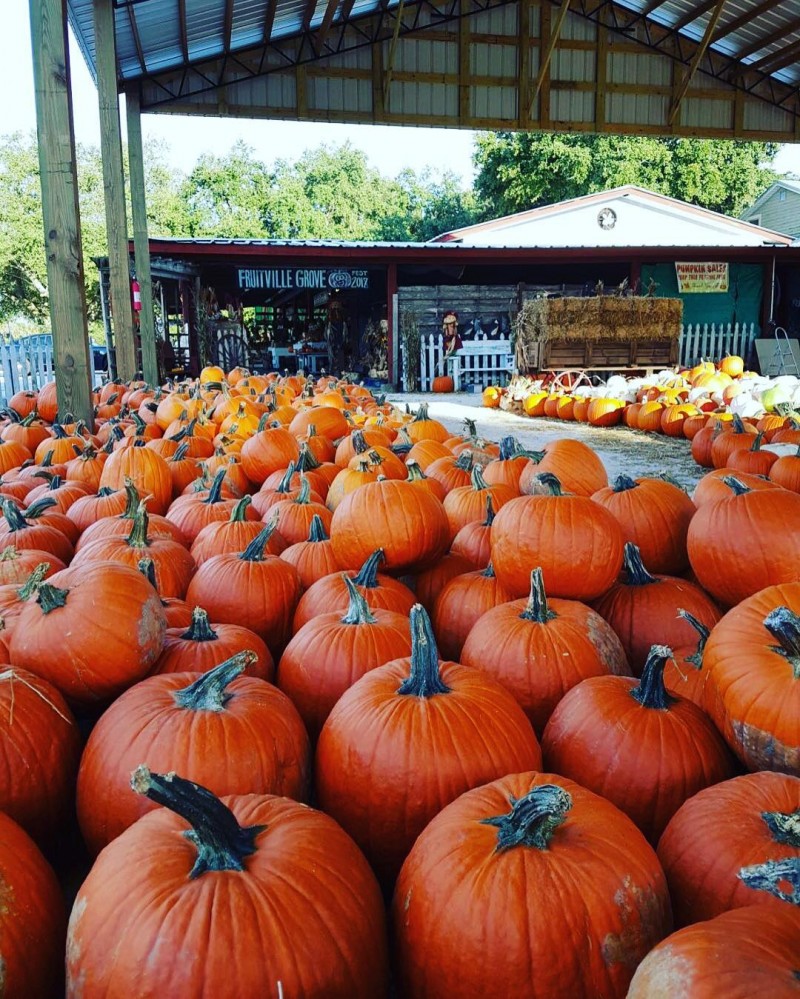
[541,337,678,369]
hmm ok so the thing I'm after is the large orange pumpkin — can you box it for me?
[431,563,514,662]
[99,440,172,515]
[67,769,389,997]
[518,438,608,497]
[393,772,672,999]
[315,604,542,887]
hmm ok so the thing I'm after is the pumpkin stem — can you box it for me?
[622,542,658,587]
[750,431,765,452]
[498,436,522,460]
[519,567,557,623]
[353,549,385,588]
[17,562,52,600]
[122,478,142,519]
[239,522,278,563]
[172,652,253,711]
[306,514,328,542]
[351,429,369,454]
[470,464,489,491]
[171,441,191,462]
[482,494,496,527]
[405,460,427,483]
[182,607,218,643]
[226,495,251,523]
[463,417,478,438]
[454,451,474,472]
[137,557,159,591]
[731,413,746,434]
[297,443,320,471]
[480,561,496,579]
[763,606,800,679]
[34,581,69,615]
[202,468,228,506]
[397,604,450,698]
[412,403,431,423]
[293,476,311,505]
[391,428,413,455]
[630,645,676,709]
[612,474,638,492]
[737,857,800,907]
[534,472,563,495]
[480,783,572,852]
[2,500,28,532]
[722,475,751,496]
[676,609,710,670]
[274,462,296,495]
[131,766,264,879]
[761,809,800,848]
[125,501,151,548]
[341,575,378,625]
[22,496,57,521]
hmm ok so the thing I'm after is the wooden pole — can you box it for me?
[94,0,138,381]
[28,0,94,424]
[125,86,159,387]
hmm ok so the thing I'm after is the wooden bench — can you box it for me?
[447,340,514,390]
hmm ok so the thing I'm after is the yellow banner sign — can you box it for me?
[675,262,729,294]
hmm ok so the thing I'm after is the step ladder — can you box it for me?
[769,326,799,376]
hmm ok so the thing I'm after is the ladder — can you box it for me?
[769,326,799,376]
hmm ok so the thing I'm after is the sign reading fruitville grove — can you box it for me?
[237,267,370,291]
[675,262,729,294]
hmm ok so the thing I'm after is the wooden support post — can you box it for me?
[668,0,727,125]
[458,0,470,124]
[518,0,530,127]
[530,0,571,119]
[94,0,138,381]
[595,9,607,131]
[29,0,94,424]
[387,262,398,387]
[125,87,159,387]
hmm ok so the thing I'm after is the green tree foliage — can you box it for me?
[473,132,780,220]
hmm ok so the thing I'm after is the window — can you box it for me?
[749,214,762,226]
[780,189,787,202]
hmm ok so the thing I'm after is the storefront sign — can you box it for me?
[237,267,370,292]
[675,262,729,294]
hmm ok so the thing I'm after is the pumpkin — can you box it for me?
[628,903,800,998]
[0,544,65,585]
[637,401,665,433]
[542,644,736,844]
[330,477,449,574]
[292,548,416,631]
[658,770,800,929]
[441,464,516,540]
[405,438,451,471]
[461,567,630,736]
[405,402,450,444]
[662,609,713,709]
[482,385,502,407]
[165,467,247,544]
[0,811,66,997]
[430,563,514,662]
[449,494,495,569]
[72,501,196,598]
[269,474,333,546]
[587,397,625,426]
[189,495,279,567]
[99,440,172,515]
[34,423,85,466]
[710,414,757,469]
[334,428,392,468]
[26,474,92,513]
[68,768,389,997]
[688,476,800,606]
[1,409,51,452]
[138,556,193,629]
[591,543,720,675]
[727,431,778,477]
[481,436,529,492]
[423,450,471,495]
[0,498,74,563]
[76,654,310,855]
[0,666,81,846]
[19,493,80,545]
[289,405,350,442]
[431,375,454,393]
[278,576,412,741]
[492,473,624,601]
[151,607,274,681]
[518,438,608,497]
[393,772,672,999]
[185,525,302,656]
[692,466,780,506]
[164,440,203,496]
[315,604,541,886]
[0,437,32,475]
[240,424,300,485]
[768,443,800,493]
[278,513,338,589]
[10,562,167,707]
[76,479,186,551]
[703,585,800,774]
[591,474,696,575]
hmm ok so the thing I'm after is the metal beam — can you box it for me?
[301,0,318,31]
[668,0,728,125]
[127,3,146,72]
[178,0,188,61]
[530,0,571,115]
[223,0,235,49]
[710,0,775,46]
[671,0,719,35]
[94,0,138,381]
[263,0,279,43]
[733,17,800,63]
[747,36,800,78]
[125,87,159,387]
[315,0,342,51]
[29,0,94,424]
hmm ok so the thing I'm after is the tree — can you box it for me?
[473,132,780,219]
[377,168,478,241]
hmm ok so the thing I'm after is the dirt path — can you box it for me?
[388,392,703,491]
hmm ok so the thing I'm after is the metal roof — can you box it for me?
[66,0,800,141]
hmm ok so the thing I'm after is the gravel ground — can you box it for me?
[387,392,703,491]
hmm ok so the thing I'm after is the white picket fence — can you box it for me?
[404,323,760,391]
[679,322,758,367]
[0,338,102,407]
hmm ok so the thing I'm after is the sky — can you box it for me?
[5,0,477,183]
[4,0,800,182]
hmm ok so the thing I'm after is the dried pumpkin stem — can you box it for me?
[2,500,28,532]
[353,549,385,588]
[763,606,800,679]
[534,472,563,496]
[454,451,474,472]
[738,857,800,907]
[630,645,676,709]
[676,609,710,670]
[229,495,252,523]
[498,436,522,460]
[172,653,253,711]
[275,462,297,494]
[122,478,142,518]
[483,494,495,527]
[520,567,557,623]
[293,476,311,506]
[125,502,151,548]
[612,474,638,493]
[470,464,489,491]
[341,575,377,626]
[398,604,450,698]
[481,784,572,852]
[239,523,278,563]
[182,607,218,643]
[307,514,328,543]
[130,765,264,879]
[761,809,800,848]
[623,543,658,587]
[297,444,320,471]
[17,562,52,600]
[202,468,228,506]
[722,475,751,496]
[35,581,69,615]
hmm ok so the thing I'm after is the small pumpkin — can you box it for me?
[278,513,339,589]
[151,607,274,681]
[431,562,514,662]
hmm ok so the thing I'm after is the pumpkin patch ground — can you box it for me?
[1,372,798,998]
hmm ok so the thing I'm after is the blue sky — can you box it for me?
[6,0,477,183]
[5,0,800,182]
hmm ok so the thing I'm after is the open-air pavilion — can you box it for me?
[30,0,800,422]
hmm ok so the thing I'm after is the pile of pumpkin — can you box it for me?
[0,366,797,998]
[482,354,800,444]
